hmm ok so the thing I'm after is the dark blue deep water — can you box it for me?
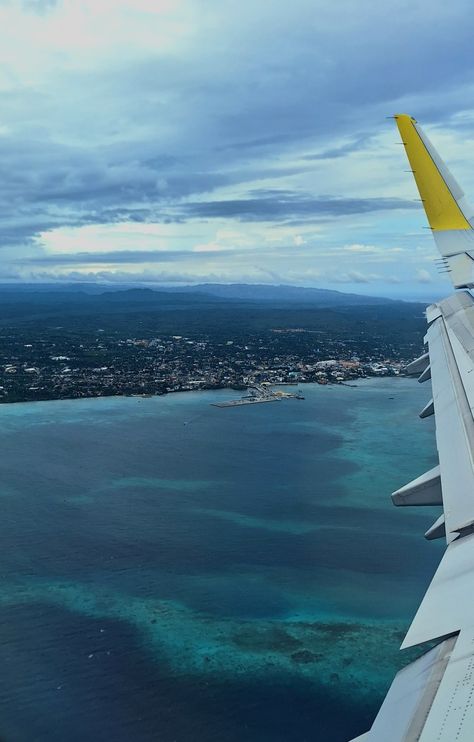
[0,378,441,741]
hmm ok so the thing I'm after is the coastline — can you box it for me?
[0,373,410,406]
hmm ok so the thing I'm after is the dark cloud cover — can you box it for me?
[15,249,222,265]
[0,0,472,296]
[303,135,374,161]
[179,194,417,222]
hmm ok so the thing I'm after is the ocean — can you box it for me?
[0,378,441,741]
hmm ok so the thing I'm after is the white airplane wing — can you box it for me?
[350,116,474,740]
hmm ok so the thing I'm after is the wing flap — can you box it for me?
[419,398,434,418]
[427,292,474,540]
[361,636,457,741]
[402,532,474,648]
[424,513,445,540]
[406,352,430,375]
[391,465,442,506]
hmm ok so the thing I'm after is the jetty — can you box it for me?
[212,384,304,408]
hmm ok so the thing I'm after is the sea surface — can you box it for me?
[0,378,441,742]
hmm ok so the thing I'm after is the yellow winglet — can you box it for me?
[395,113,471,231]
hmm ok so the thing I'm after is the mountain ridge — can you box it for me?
[163,283,397,305]
[0,282,401,307]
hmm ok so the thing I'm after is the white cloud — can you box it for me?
[0,0,470,300]
[343,244,379,253]
[293,234,306,246]
[192,242,223,253]
[417,268,432,283]
[36,222,197,254]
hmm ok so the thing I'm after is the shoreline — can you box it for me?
[0,375,412,408]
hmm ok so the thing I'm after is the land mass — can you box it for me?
[0,284,427,403]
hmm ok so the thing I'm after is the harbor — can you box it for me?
[211,384,304,408]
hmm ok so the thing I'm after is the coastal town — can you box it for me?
[0,324,411,404]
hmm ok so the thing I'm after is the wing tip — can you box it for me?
[394,113,417,121]
[394,113,472,234]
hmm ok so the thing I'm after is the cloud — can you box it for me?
[343,271,381,284]
[303,134,374,160]
[417,268,432,283]
[0,0,470,298]
[15,250,195,265]
[293,235,305,246]
[192,243,225,253]
[22,0,59,15]
[24,266,285,285]
[342,244,406,257]
[178,194,416,223]
[343,244,380,254]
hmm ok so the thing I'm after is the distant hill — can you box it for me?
[0,282,398,307]
[162,283,396,306]
[0,283,427,353]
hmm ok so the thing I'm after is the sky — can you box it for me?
[2,0,474,299]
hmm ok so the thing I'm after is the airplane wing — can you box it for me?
[350,116,474,740]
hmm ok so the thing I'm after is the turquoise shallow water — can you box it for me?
[0,378,441,741]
